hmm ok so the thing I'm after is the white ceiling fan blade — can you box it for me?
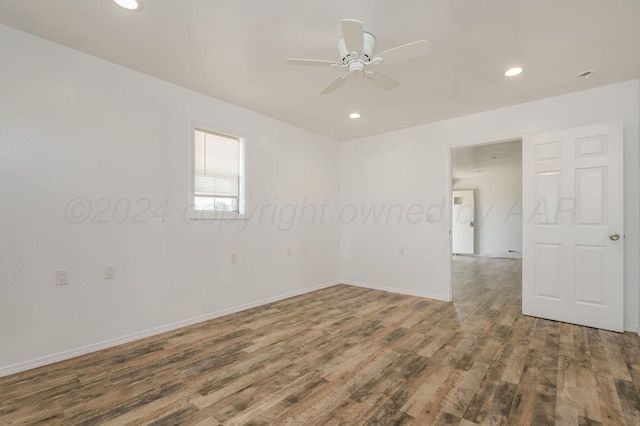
[287,58,341,67]
[369,70,399,90]
[374,40,430,64]
[321,73,350,94]
[341,19,364,54]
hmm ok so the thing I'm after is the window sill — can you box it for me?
[189,211,249,221]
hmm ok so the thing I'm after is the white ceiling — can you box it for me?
[452,140,522,180]
[1,0,639,141]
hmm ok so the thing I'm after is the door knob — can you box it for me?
[609,233,620,241]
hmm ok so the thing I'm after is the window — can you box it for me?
[192,127,246,218]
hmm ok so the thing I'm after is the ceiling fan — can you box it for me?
[287,19,430,94]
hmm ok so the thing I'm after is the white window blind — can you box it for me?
[194,129,239,199]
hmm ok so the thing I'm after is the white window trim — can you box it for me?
[188,121,249,220]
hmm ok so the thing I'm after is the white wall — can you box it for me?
[0,25,341,375]
[453,170,522,258]
[341,80,640,332]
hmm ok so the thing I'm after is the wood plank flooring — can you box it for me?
[1,256,640,425]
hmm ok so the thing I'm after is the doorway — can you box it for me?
[450,140,523,301]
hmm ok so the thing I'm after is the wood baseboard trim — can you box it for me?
[0,280,340,378]
[341,280,451,302]
[623,323,640,334]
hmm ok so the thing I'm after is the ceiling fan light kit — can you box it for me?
[287,19,430,94]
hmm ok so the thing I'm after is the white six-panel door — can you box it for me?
[522,122,624,332]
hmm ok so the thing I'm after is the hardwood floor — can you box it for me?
[1,256,640,425]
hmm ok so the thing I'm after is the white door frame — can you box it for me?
[446,134,525,302]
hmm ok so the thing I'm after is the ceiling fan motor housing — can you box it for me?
[338,31,376,63]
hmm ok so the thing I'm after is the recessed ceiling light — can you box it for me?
[113,0,143,11]
[505,67,523,77]
[349,113,361,119]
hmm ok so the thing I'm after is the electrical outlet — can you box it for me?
[287,248,292,257]
[231,253,238,264]
[56,269,68,286]
[105,264,116,280]
[303,246,308,255]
